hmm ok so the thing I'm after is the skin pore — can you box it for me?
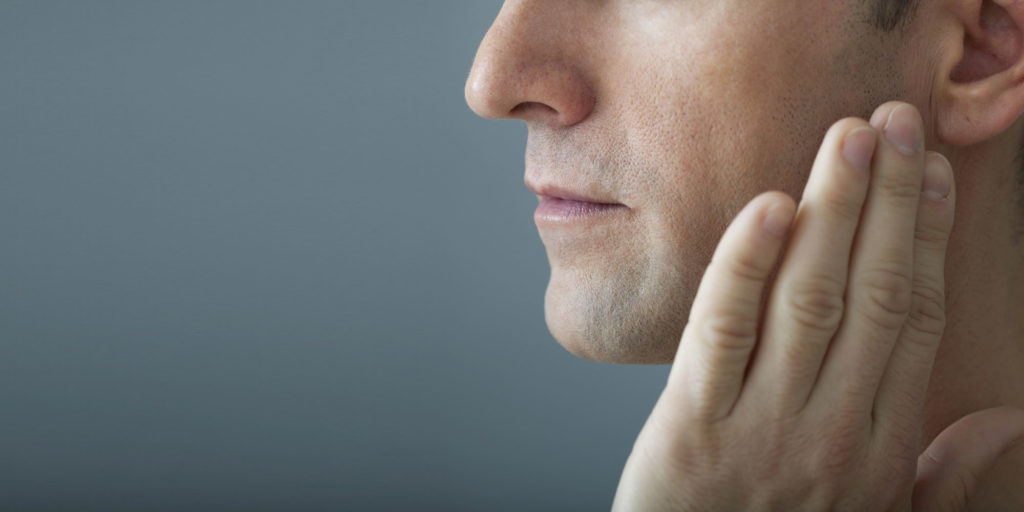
[472,0,909,363]
[467,0,1024,507]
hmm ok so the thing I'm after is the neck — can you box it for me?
[922,245,1024,443]
[921,150,1024,438]
[919,148,1024,506]
[921,154,1024,503]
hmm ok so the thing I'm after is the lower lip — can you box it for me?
[534,197,628,223]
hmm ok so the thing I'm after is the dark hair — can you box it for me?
[872,0,921,31]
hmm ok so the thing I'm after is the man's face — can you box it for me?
[467,0,924,363]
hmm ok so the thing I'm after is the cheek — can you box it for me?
[603,21,878,298]
[617,21,873,210]
[617,64,806,262]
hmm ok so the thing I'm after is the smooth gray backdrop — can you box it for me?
[1,2,670,510]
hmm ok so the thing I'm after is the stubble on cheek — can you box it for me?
[539,2,904,365]
[541,205,722,365]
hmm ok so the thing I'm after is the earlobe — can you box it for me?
[937,0,1024,146]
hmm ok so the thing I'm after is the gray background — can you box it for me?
[1,2,669,510]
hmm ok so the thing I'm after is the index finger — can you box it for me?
[669,191,795,422]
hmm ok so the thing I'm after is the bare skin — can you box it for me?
[610,103,1024,511]
[466,0,1024,508]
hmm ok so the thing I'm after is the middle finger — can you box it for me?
[811,102,926,413]
[743,118,874,412]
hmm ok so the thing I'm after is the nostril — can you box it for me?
[511,101,559,118]
[465,46,595,125]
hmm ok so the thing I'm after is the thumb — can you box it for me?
[911,406,1024,512]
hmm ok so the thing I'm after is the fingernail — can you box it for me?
[922,153,952,202]
[763,202,794,237]
[842,127,877,171]
[994,0,1016,6]
[884,104,924,155]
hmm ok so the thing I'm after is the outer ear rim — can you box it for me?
[938,73,1024,146]
[935,0,1024,147]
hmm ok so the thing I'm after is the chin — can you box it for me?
[542,268,687,365]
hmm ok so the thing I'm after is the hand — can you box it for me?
[612,102,1024,511]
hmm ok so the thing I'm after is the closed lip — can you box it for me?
[525,181,625,207]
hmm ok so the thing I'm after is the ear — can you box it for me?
[937,0,1024,146]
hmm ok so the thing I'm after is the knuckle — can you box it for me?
[905,285,946,338]
[879,387,921,428]
[748,437,789,480]
[814,417,868,479]
[720,248,771,283]
[818,189,864,225]
[782,275,846,334]
[914,220,951,249]
[875,171,921,205]
[855,267,912,330]
[877,432,919,480]
[700,314,759,354]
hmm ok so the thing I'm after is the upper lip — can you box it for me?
[525,180,624,206]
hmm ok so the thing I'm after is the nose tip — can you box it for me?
[464,8,596,128]
[464,59,511,120]
[465,56,596,127]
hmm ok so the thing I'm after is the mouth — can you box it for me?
[526,183,629,224]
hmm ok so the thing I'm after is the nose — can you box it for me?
[465,1,596,128]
